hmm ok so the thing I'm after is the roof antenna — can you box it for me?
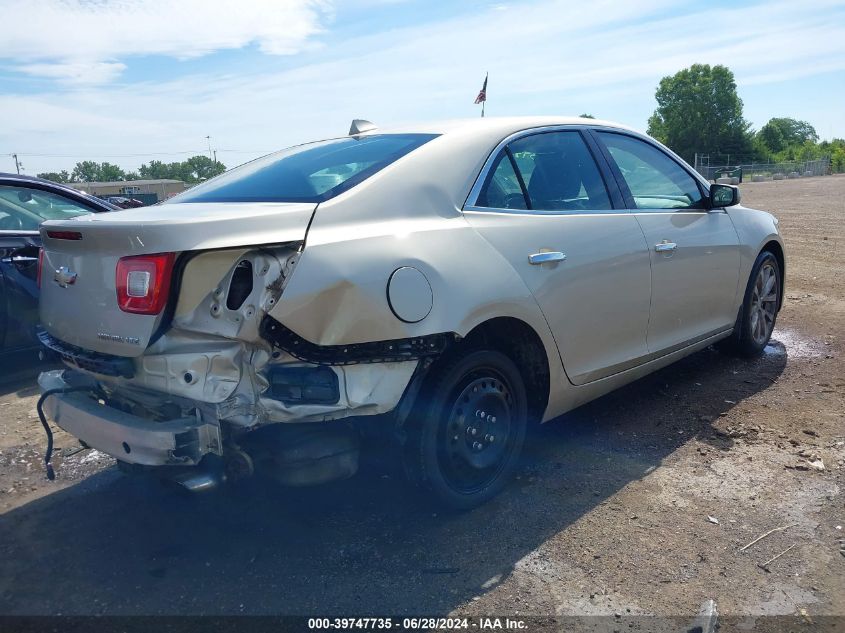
[349,119,377,135]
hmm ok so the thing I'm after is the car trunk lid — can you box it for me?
[39,202,315,357]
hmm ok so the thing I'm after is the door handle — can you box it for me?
[654,241,677,253]
[1,255,38,263]
[528,251,566,265]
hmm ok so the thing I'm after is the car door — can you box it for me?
[593,131,741,355]
[463,128,652,385]
[0,236,41,351]
[0,184,98,351]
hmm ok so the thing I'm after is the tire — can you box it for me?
[404,349,528,510]
[720,250,781,357]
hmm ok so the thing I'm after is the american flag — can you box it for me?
[474,74,488,104]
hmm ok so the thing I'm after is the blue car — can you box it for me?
[0,174,115,363]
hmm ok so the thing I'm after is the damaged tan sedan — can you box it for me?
[36,117,784,508]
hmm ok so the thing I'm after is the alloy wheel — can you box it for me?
[749,261,778,345]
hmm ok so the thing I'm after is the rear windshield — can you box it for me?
[171,133,438,204]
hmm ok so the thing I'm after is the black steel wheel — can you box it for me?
[405,349,528,510]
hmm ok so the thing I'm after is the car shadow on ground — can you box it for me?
[0,352,57,398]
[0,342,787,616]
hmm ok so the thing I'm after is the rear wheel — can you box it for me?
[405,349,528,510]
[721,250,781,357]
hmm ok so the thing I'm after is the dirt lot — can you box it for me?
[0,176,843,626]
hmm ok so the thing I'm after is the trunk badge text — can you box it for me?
[97,332,141,345]
[53,266,78,287]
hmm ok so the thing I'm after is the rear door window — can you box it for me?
[475,131,612,212]
[476,152,528,210]
[171,134,438,204]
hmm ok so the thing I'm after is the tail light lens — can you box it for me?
[37,248,44,289]
[116,253,175,314]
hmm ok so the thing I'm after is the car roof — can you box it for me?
[366,116,635,137]
[0,172,117,211]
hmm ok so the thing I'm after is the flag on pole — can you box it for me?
[474,74,488,104]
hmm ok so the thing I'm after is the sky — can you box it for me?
[1,0,844,176]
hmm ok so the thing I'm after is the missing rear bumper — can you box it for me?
[38,369,222,466]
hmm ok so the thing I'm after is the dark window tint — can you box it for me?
[0,186,94,231]
[509,131,611,212]
[172,134,438,204]
[597,133,704,210]
[476,152,527,210]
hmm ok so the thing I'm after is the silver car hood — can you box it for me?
[39,202,316,357]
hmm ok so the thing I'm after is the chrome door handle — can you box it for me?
[654,242,677,253]
[1,255,38,263]
[528,251,566,265]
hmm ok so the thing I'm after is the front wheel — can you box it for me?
[721,250,781,357]
[405,349,528,510]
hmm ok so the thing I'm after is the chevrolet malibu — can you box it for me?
[37,117,784,508]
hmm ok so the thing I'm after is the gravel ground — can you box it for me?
[0,176,842,625]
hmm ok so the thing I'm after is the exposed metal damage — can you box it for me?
[38,243,446,486]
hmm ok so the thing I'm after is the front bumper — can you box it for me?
[38,370,222,466]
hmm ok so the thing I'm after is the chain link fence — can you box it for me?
[694,154,830,182]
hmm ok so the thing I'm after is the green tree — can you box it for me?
[99,162,126,181]
[579,113,595,119]
[71,160,104,182]
[757,122,786,154]
[647,64,753,163]
[69,161,126,182]
[137,160,170,180]
[37,170,71,183]
[820,138,845,172]
[184,155,226,181]
[138,155,225,183]
[757,117,818,154]
[138,160,188,180]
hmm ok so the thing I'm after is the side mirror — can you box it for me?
[709,183,740,208]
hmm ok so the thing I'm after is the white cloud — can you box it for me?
[0,0,329,83]
[2,0,844,174]
[15,62,128,85]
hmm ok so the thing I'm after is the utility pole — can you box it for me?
[11,153,21,174]
[205,135,213,161]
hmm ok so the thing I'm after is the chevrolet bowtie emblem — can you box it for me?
[53,266,78,288]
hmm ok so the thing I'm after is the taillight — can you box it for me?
[115,253,175,315]
[37,248,44,288]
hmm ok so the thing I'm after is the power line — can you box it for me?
[4,148,274,158]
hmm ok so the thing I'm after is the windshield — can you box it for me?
[0,185,95,231]
[171,133,438,204]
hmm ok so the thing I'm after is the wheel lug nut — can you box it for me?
[485,434,494,442]
[472,442,482,451]
[475,410,483,418]
[487,414,494,422]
